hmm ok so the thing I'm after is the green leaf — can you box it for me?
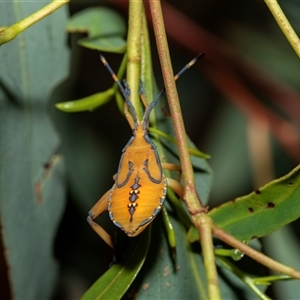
[188,164,300,243]
[81,228,151,300]
[56,53,127,113]
[55,88,115,112]
[0,2,68,299]
[148,127,211,159]
[78,36,126,53]
[67,7,126,53]
[124,212,208,300]
[123,209,262,299]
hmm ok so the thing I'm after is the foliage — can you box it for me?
[1,1,300,299]
[0,2,68,299]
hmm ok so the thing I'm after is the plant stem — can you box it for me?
[217,257,271,300]
[213,225,300,279]
[199,214,221,299]
[264,0,300,58]
[126,0,143,120]
[148,1,204,213]
[148,1,220,298]
[0,0,69,46]
[140,7,155,106]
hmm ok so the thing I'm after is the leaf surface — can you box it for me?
[0,2,68,298]
[67,7,126,53]
[81,228,150,300]
[123,210,262,299]
[188,164,300,242]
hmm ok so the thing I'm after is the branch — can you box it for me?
[148,0,204,213]
[126,0,143,120]
[0,0,69,46]
[148,1,220,298]
[213,226,300,279]
[264,0,300,58]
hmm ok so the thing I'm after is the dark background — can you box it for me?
[50,1,300,298]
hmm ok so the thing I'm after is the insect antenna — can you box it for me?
[142,53,205,130]
[99,53,138,128]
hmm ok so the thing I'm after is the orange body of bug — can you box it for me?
[108,124,167,236]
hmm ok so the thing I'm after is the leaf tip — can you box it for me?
[55,101,74,112]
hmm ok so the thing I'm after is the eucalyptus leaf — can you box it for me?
[0,2,68,298]
[81,228,150,300]
[78,36,126,54]
[56,52,127,113]
[124,209,263,299]
[56,88,115,112]
[188,164,300,243]
[67,7,126,53]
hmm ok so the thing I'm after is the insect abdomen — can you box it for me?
[108,172,167,237]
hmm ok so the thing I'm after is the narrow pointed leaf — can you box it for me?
[124,210,261,299]
[55,88,115,112]
[81,229,150,300]
[78,36,126,53]
[188,164,300,242]
[67,7,126,53]
[0,2,68,298]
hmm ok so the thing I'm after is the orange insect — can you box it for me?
[87,53,204,249]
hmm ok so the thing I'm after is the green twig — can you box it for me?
[126,0,143,120]
[213,225,300,279]
[140,7,155,107]
[0,0,69,46]
[161,206,176,257]
[253,274,293,285]
[148,1,204,213]
[148,127,211,159]
[198,214,220,299]
[217,257,271,300]
[264,0,300,58]
[148,1,220,298]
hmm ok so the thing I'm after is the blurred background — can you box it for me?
[52,1,300,298]
[1,0,300,299]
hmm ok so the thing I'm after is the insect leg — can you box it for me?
[167,177,184,198]
[162,162,182,183]
[162,162,181,172]
[87,190,115,249]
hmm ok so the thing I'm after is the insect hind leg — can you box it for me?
[87,189,115,249]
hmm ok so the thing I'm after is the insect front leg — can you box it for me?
[161,162,185,198]
[87,190,115,249]
[162,163,182,184]
[167,177,184,198]
[162,162,181,172]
